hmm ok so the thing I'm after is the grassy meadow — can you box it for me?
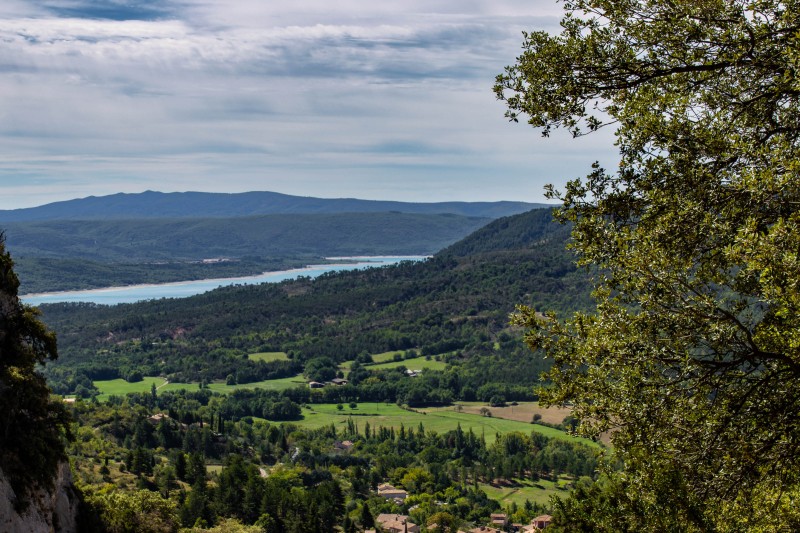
[89,377,599,449]
[93,374,307,401]
[479,477,572,506]
[247,351,289,362]
[340,352,450,372]
[287,402,598,447]
[367,355,448,371]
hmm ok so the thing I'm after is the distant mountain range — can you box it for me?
[0,190,549,222]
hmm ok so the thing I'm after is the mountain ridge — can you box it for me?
[0,190,550,222]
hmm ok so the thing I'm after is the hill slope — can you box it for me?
[0,190,547,222]
[7,212,492,293]
[38,208,593,394]
[4,212,490,261]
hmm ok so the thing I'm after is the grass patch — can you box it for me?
[369,355,448,371]
[371,351,406,363]
[206,464,224,475]
[479,476,572,507]
[93,377,166,401]
[94,374,308,400]
[288,403,595,446]
[248,351,289,363]
[161,375,307,394]
[341,353,448,372]
[339,351,406,370]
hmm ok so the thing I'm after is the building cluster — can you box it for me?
[460,513,552,532]
[308,377,349,388]
[371,484,552,531]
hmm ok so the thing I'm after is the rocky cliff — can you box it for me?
[0,462,80,533]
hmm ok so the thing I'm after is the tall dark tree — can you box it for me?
[496,0,800,529]
[0,233,71,504]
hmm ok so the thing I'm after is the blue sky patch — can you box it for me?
[35,0,173,21]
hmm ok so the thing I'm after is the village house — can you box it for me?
[146,413,170,425]
[531,515,552,530]
[377,482,408,502]
[330,377,348,386]
[490,513,508,527]
[374,514,420,533]
[520,514,553,531]
[308,381,324,389]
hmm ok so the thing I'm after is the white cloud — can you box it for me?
[0,0,615,209]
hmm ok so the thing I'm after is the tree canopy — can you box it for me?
[496,0,800,529]
[0,233,71,504]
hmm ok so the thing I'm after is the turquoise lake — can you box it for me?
[22,256,427,306]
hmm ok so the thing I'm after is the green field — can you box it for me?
[248,351,289,362]
[368,355,448,371]
[94,374,307,400]
[287,403,597,447]
[479,477,571,506]
[340,350,406,370]
[371,351,407,363]
[341,353,449,372]
[92,377,166,401]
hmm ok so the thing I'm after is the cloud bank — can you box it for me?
[0,0,616,208]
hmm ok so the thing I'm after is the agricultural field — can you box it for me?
[479,476,573,507]
[91,377,166,401]
[286,403,599,447]
[247,351,289,362]
[340,353,450,372]
[93,374,307,401]
[371,350,407,363]
[367,355,448,371]
[450,401,573,426]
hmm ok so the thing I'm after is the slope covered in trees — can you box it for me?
[6,212,489,262]
[8,212,491,293]
[39,208,592,400]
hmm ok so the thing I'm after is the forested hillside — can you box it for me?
[9,212,491,293]
[7,212,489,262]
[40,208,592,401]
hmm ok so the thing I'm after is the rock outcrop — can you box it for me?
[0,462,80,533]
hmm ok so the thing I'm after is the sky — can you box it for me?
[0,0,617,209]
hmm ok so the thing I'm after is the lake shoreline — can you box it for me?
[22,255,428,305]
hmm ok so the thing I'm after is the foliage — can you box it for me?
[66,394,598,532]
[82,488,179,533]
[0,233,71,504]
[497,0,800,529]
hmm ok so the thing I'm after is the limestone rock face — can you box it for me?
[0,462,80,533]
